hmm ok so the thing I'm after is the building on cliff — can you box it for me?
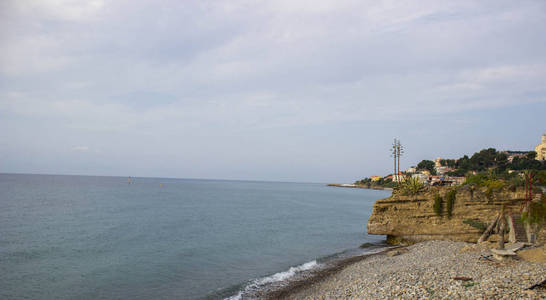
[535,133,546,160]
[412,173,428,183]
[370,176,382,182]
[406,166,417,173]
[503,150,530,163]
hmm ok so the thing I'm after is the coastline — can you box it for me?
[226,244,395,299]
[274,240,546,299]
[262,246,398,299]
[327,183,393,191]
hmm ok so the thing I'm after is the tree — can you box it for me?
[417,160,436,174]
[456,155,472,172]
[440,159,456,168]
[495,152,508,172]
[509,156,545,170]
[469,148,498,171]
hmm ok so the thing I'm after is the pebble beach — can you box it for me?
[278,240,545,299]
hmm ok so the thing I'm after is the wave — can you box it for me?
[224,243,391,299]
[226,260,320,300]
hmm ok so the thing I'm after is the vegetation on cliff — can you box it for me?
[429,189,458,218]
[354,177,396,189]
[462,219,487,231]
[445,189,456,217]
[399,177,425,195]
[445,148,546,176]
[522,194,546,226]
[433,193,443,216]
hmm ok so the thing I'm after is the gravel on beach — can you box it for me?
[280,240,546,299]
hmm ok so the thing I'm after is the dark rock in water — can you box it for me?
[359,243,374,248]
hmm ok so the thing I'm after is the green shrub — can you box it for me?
[463,173,489,186]
[463,219,487,231]
[433,194,443,216]
[507,175,525,191]
[536,170,546,186]
[400,177,425,195]
[483,179,506,199]
[464,172,508,198]
[446,189,457,218]
[521,194,546,225]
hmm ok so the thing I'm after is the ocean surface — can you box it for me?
[0,173,391,299]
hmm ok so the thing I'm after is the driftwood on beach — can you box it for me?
[478,213,499,243]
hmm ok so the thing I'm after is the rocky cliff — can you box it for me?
[367,186,544,245]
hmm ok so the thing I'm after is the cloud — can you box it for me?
[1,0,545,180]
[71,145,89,151]
[9,0,105,21]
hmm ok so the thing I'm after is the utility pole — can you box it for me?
[396,139,404,179]
[391,139,398,178]
[390,138,404,182]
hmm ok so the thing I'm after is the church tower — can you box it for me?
[535,133,546,160]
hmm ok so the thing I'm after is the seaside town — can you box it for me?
[343,133,546,189]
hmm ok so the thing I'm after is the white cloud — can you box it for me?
[1,0,546,180]
[12,0,105,21]
[71,145,89,151]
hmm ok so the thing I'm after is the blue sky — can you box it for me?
[1,0,545,182]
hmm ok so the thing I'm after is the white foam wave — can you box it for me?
[225,260,319,300]
[226,291,242,300]
[257,260,318,285]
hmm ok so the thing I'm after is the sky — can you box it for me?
[1,0,545,183]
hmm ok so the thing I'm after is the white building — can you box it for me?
[406,166,417,173]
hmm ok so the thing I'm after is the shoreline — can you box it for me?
[226,244,395,299]
[262,246,398,299]
[273,240,546,299]
[327,183,393,191]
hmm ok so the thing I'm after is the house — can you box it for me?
[406,166,417,173]
[435,166,452,175]
[444,176,466,186]
[412,173,428,183]
[535,133,546,161]
[433,157,454,175]
[503,150,530,163]
[428,175,465,186]
[370,176,382,182]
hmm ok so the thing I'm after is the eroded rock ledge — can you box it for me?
[367,186,543,245]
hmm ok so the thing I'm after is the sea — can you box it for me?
[0,173,391,299]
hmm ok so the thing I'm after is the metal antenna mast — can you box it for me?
[396,140,404,178]
[391,139,398,178]
[390,138,404,182]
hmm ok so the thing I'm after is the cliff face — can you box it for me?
[367,187,540,244]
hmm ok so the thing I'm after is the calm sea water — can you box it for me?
[0,173,390,299]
